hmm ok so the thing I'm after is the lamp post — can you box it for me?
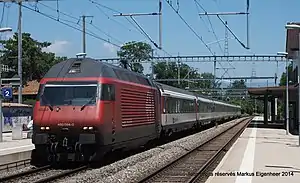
[285,23,300,145]
[277,51,289,135]
[0,27,13,142]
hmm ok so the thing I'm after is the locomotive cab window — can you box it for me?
[101,84,115,101]
[40,82,98,106]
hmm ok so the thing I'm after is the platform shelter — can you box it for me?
[248,85,298,134]
[246,22,300,134]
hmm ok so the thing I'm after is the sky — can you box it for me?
[0,0,299,87]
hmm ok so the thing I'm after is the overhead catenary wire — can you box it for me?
[165,0,214,55]
[0,2,5,27]
[210,0,239,80]
[194,0,236,79]
[27,1,171,57]
[4,3,10,27]
[38,1,79,21]
[34,1,123,46]
[89,1,155,39]
[19,3,121,48]
[194,0,223,53]
[26,3,103,41]
[92,3,138,34]
[130,16,159,49]
[129,16,172,57]
[89,0,142,33]
[89,20,123,44]
[88,0,171,56]
[0,2,6,40]
[194,1,212,35]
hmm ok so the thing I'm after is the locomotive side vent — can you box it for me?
[68,62,81,73]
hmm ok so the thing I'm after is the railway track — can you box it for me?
[0,164,88,183]
[138,117,253,183]
[0,165,51,182]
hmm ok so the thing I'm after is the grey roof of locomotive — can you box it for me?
[43,57,156,87]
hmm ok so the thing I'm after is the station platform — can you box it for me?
[205,124,300,183]
[248,116,285,129]
[0,132,34,165]
[251,116,271,121]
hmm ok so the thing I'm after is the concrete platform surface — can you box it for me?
[0,133,34,164]
[252,116,271,121]
[205,127,300,183]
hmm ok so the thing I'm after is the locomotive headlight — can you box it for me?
[83,126,94,130]
[40,126,50,130]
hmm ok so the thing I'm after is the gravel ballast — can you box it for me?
[6,169,66,183]
[57,117,247,183]
[0,166,35,179]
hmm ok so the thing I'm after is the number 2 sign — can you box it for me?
[2,87,13,99]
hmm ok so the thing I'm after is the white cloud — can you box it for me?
[103,42,117,53]
[42,40,70,55]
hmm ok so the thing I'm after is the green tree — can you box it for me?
[154,62,219,90]
[0,32,66,84]
[231,79,247,89]
[277,63,294,119]
[117,41,152,73]
[199,72,220,89]
[225,79,256,115]
[279,63,293,86]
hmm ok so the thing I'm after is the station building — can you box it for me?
[248,22,300,135]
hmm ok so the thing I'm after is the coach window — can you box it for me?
[101,84,115,101]
[206,104,210,112]
[202,102,205,113]
[176,99,180,113]
[200,102,205,113]
[216,104,219,112]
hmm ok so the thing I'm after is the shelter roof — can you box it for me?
[248,85,297,98]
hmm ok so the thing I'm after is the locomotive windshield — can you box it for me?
[40,82,98,106]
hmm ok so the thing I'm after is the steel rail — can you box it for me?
[0,165,51,182]
[32,165,89,183]
[138,116,252,183]
[187,117,252,182]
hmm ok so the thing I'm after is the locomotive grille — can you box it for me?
[120,88,155,127]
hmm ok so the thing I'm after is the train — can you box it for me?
[30,55,241,166]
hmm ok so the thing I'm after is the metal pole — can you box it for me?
[246,0,249,48]
[158,0,162,48]
[82,15,86,54]
[177,60,180,85]
[213,58,216,88]
[18,2,22,104]
[188,69,190,89]
[151,49,154,79]
[0,57,2,142]
[298,36,300,145]
[286,59,289,135]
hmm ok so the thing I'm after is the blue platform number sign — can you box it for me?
[2,87,13,99]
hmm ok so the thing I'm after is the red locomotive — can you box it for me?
[31,55,241,166]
